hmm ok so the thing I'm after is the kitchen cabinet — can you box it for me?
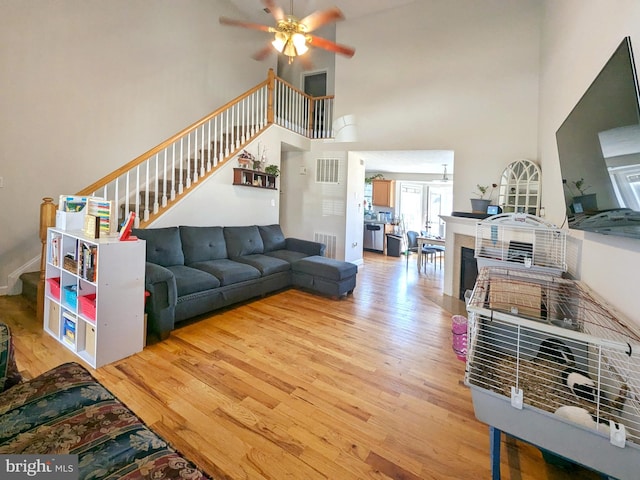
[372,180,395,207]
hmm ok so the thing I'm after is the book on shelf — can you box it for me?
[83,214,100,239]
[50,233,61,266]
[62,314,76,346]
[59,195,88,213]
[118,211,137,241]
[79,242,98,282]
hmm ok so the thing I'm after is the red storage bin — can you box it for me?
[78,294,96,321]
[47,277,61,300]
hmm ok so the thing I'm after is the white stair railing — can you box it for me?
[75,69,334,229]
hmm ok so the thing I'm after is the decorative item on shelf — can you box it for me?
[259,142,268,165]
[83,214,100,239]
[237,149,254,169]
[265,164,280,177]
[564,178,597,213]
[471,183,497,213]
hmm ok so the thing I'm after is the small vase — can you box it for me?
[470,198,491,213]
[572,193,597,212]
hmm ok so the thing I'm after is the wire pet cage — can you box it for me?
[475,213,566,275]
[465,266,640,480]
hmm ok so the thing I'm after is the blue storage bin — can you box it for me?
[63,285,78,309]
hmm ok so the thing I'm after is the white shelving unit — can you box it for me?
[44,227,146,368]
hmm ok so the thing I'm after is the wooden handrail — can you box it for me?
[78,75,273,197]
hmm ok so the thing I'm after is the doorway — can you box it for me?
[303,71,327,96]
[303,71,327,137]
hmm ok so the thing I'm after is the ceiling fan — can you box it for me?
[219,0,356,65]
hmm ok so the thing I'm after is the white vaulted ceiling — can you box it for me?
[225,0,417,23]
[224,0,452,175]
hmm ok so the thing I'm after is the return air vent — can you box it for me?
[314,233,337,259]
[316,158,340,184]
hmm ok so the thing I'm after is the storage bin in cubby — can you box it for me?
[47,277,61,300]
[78,294,96,321]
[63,285,78,309]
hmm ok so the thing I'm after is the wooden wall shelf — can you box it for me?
[233,168,277,190]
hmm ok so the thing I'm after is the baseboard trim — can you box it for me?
[7,255,40,295]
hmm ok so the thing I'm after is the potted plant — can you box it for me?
[265,164,280,177]
[564,178,597,212]
[471,183,497,213]
[237,149,254,169]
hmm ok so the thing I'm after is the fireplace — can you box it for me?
[459,247,478,300]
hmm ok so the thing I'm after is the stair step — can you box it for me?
[19,271,39,308]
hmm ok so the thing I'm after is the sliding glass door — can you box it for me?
[399,182,452,237]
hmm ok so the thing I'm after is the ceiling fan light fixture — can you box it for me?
[272,31,287,52]
[292,32,308,55]
[283,39,297,57]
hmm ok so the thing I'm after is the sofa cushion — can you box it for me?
[233,254,291,276]
[132,227,184,267]
[292,255,358,281]
[224,226,264,257]
[265,249,311,264]
[180,226,227,264]
[259,224,286,252]
[167,265,220,296]
[189,259,261,286]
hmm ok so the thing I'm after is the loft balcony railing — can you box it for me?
[77,69,333,228]
[36,68,335,320]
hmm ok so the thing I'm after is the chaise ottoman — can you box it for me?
[291,255,357,297]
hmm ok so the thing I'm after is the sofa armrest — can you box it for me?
[285,238,326,257]
[144,262,177,340]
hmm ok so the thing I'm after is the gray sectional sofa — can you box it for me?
[133,224,357,340]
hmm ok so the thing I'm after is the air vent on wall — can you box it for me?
[314,232,337,259]
[316,158,340,184]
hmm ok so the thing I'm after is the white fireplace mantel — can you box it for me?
[441,215,481,299]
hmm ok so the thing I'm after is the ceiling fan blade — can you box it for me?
[252,44,274,61]
[308,35,355,58]
[219,16,272,32]
[262,0,285,22]
[300,7,344,32]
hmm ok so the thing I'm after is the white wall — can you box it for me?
[279,145,350,260]
[150,129,284,228]
[334,0,542,214]
[539,0,640,325]
[0,0,271,288]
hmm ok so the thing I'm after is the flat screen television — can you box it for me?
[556,36,640,239]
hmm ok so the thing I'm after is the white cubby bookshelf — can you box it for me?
[44,227,146,368]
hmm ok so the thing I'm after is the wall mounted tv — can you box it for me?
[556,36,640,239]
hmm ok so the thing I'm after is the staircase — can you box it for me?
[19,272,39,309]
[21,69,336,313]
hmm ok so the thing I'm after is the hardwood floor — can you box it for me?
[0,252,601,480]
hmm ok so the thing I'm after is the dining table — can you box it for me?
[417,235,446,272]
